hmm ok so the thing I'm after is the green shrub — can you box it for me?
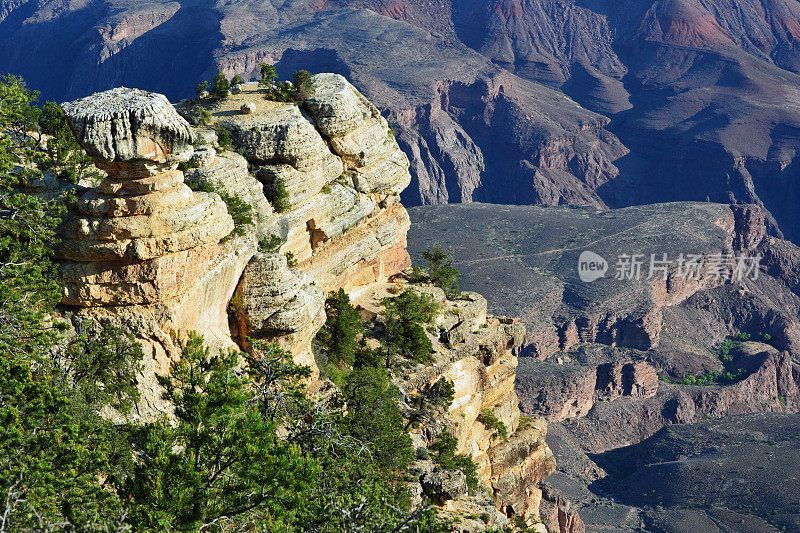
[419,245,460,298]
[337,365,414,471]
[213,123,232,149]
[383,289,438,366]
[285,251,298,268]
[259,234,283,253]
[477,408,508,440]
[210,70,230,99]
[430,429,479,494]
[292,69,313,99]
[194,80,209,96]
[264,80,295,102]
[259,63,276,85]
[416,447,429,460]
[230,74,244,86]
[38,101,101,184]
[198,108,212,125]
[316,288,364,368]
[187,179,253,237]
[268,178,292,212]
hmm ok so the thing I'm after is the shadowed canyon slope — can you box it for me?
[407,201,800,530]
[10,0,800,242]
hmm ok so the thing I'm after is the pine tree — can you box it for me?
[210,70,230,99]
[383,289,438,366]
[422,245,460,298]
[126,334,319,531]
[317,288,363,367]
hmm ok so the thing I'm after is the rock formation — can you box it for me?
[59,88,234,307]
[51,75,557,529]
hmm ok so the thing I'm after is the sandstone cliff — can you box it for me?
[53,74,560,529]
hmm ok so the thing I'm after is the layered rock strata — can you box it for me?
[355,283,556,526]
[52,75,560,528]
[59,88,234,307]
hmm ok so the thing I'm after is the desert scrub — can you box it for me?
[266,178,291,212]
[477,408,508,440]
[285,251,298,268]
[187,179,253,237]
[213,123,232,149]
[430,429,479,494]
[197,109,212,126]
[259,234,283,253]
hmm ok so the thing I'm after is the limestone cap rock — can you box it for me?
[62,87,195,164]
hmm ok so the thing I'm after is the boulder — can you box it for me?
[240,102,256,114]
[61,87,195,165]
[420,469,468,504]
[189,146,216,168]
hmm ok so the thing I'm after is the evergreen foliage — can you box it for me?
[259,63,276,86]
[213,122,232,149]
[383,289,438,366]
[267,177,291,212]
[421,245,460,298]
[230,74,245,86]
[194,80,209,96]
[477,408,508,440]
[210,70,230,99]
[0,73,454,532]
[186,179,253,237]
[429,429,480,494]
[316,288,363,368]
[258,233,283,253]
[38,101,101,184]
[125,334,318,531]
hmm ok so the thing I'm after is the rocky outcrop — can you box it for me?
[59,88,234,307]
[516,349,659,423]
[50,75,561,528]
[421,470,468,504]
[355,283,556,526]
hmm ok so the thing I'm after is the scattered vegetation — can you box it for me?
[38,101,101,184]
[407,377,455,429]
[292,69,313,99]
[187,179,253,237]
[317,288,364,368]
[429,429,480,494]
[667,332,776,386]
[210,70,230,99]
[285,251,298,268]
[197,108,212,126]
[264,80,296,102]
[258,233,283,253]
[266,176,291,212]
[259,66,315,103]
[213,122,232,149]
[259,62,277,87]
[411,245,460,298]
[383,289,439,366]
[0,72,461,533]
[477,408,508,440]
[194,80,209,96]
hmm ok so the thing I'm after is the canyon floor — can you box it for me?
[408,202,800,532]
